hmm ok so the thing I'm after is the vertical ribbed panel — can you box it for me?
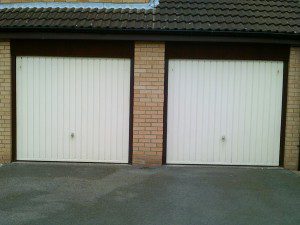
[16,56,130,163]
[167,60,283,166]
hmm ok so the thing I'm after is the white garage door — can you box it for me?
[167,60,283,166]
[17,56,131,163]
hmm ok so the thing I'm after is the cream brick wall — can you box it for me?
[132,42,165,166]
[284,47,300,170]
[0,41,12,164]
[0,0,148,3]
[0,40,297,169]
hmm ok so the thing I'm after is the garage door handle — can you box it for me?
[221,136,226,142]
[71,133,75,138]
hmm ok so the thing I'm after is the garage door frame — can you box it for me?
[11,40,135,164]
[163,42,290,166]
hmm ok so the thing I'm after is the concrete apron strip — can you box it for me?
[165,164,285,170]
[10,161,284,171]
[0,0,159,9]
[11,161,132,167]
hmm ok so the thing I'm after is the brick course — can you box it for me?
[0,41,11,164]
[132,42,165,166]
[0,0,148,3]
[284,47,300,170]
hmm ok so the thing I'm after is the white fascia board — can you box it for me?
[0,0,159,9]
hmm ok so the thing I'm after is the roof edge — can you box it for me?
[0,27,299,39]
[1,30,299,45]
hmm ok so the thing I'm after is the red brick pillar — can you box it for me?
[132,42,165,166]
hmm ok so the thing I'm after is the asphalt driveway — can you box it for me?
[0,163,299,225]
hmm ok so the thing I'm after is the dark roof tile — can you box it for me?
[0,0,299,35]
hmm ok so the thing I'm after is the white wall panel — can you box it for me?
[167,60,283,166]
[17,56,131,163]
